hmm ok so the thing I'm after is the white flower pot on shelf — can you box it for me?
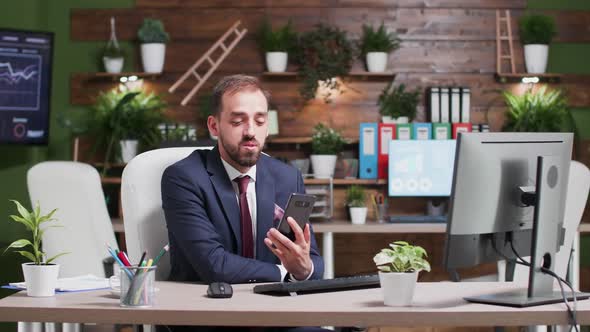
[266,52,288,73]
[22,263,59,297]
[349,207,367,225]
[310,155,337,179]
[366,52,388,72]
[120,140,139,163]
[103,57,124,73]
[381,116,394,123]
[378,270,418,306]
[524,44,549,74]
[141,43,166,73]
[393,116,409,124]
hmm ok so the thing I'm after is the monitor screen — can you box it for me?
[388,140,456,197]
[0,29,53,145]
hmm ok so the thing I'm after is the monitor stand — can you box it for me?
[464,155,590,307]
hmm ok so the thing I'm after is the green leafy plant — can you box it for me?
[502,86,573,132]
[257,18,298,53]
[373,241,431,273]
[358,23,400,56]
[519,14,556,45]
[378,83,421,120]
[90,87,167,165]
[311,123,347,155]
[295,23,355,102]
[3,200,67,265]
[137,18,170,43]
[346,185,366,207]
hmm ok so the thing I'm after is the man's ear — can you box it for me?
[207,115,219,137]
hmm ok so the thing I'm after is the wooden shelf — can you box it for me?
[267,136,358,144]
[263,71,395,79]
[78,72,162,82]
[304,178,387,185]
[495,73,561,84]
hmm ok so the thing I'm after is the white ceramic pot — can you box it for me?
[378,270,418,306]
[349,207,367,225]
[524,44,549,74]
[310,154,337,179]
[103,57,124,73]
[140,43,166,73]
[267,110,279,135]
[266,52,288,72]
[366,52,388,72]
[381,116,394,124]
[393,116,409,124]
[22,263,59,297]
[120,140,139,163]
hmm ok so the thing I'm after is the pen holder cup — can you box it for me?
[376,204,388,223]
[120,265,157,307]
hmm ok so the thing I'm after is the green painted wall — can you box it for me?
[0,1,133,331]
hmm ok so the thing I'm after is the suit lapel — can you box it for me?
[255,156,276,262]
[206,147,240,247]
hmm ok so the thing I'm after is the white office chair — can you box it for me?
[25,161,120,332]
[27,161,119,278]
[120,147,212,281]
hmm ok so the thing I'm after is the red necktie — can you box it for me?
[234,176,254,258]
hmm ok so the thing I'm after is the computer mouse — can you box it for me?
[207,282,233,298]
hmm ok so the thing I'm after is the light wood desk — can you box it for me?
[0,282,589,327]
[313,221,590,283]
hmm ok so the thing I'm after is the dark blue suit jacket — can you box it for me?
[161,147,324,284]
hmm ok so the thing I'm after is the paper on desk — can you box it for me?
[7,274,109,292]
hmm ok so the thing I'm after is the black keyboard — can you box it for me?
[253,274,380,296]
[388,215,447,223]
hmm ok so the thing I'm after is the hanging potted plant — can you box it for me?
[373,241,431,306]
[103,17,125,73]
[257,18,297,73]
[502,86,574,133]
[519,14,556,74]
[3,200,67,297]
[310,123,346,179]
[378,83,420,123]
[137,18,170,73]
[358,23,400,73]
[295,23,355,102]
[346,185,367,225]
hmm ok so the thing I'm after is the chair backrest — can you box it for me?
[27,161,118,278]
[121,147,212,280]
[510,160,590,283]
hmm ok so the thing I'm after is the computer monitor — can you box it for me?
[0,28,54,145]
[444,132,589,307]
[388,140,456,197]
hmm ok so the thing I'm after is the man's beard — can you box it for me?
[220,135,261,168]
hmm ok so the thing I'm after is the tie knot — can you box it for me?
[234,175,250,194]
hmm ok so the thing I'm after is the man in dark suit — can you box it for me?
[161,75,327,331]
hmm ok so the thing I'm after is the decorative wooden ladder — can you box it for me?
[495,10,516,74]
[169,20,247,106]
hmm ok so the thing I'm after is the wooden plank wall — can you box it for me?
[70,1,590,285]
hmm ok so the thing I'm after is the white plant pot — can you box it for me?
[379,271,418,306]
[310,155,337,179]
[366,52,388,72]
[381,116,394,124]
[103,56,124,73]
[349,207,367,225]
[394,116,409,124]
[22,263,59,297]
[524,44,549,74]
[119,140,139,163]
[266,52,288,73]
[141,43,166,73]
[267,110,279,135]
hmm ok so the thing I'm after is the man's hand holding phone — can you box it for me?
[264,217,313,281]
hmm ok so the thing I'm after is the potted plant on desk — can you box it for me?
[346,185,367,225]
[310,123,346,179]
[3,200,67,297]
[374,241,430,306]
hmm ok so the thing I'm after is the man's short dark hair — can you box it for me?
[211,75,270,116]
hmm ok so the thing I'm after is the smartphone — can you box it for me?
[276,193,317,239]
